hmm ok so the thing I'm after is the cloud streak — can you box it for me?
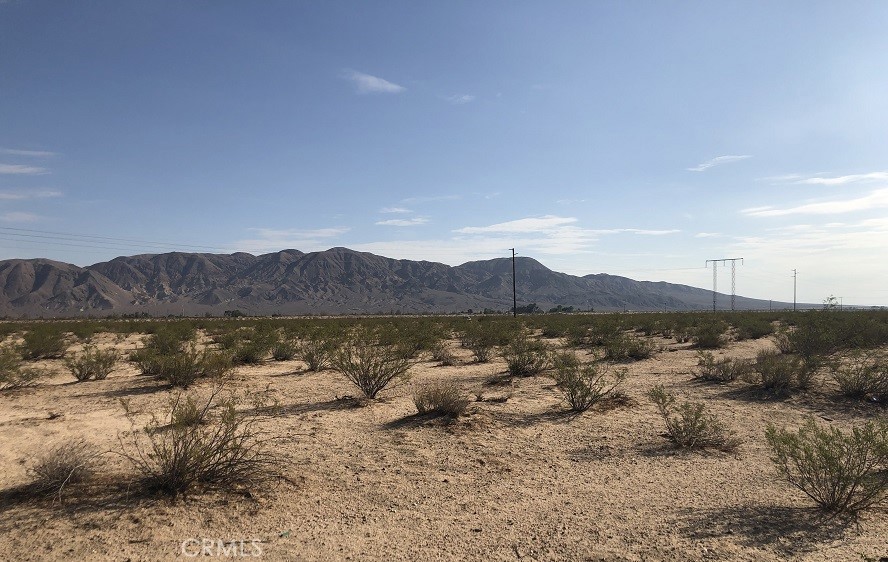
[742,188,888,217]
[0,189,63,200]
[234,227,349,253]
[0,148,56,157]
[375,218,428,227]
[444,94,475,105]
[0,163,49,175]
[687,155,752,172]
[342,70,405,94]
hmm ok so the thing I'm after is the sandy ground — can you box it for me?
[0,332,885,561]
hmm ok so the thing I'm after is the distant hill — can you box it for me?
[0,247,790,317]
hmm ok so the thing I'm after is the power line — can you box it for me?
[0,226,226,252]
[705,258,743,311]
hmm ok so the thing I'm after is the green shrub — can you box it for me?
[28,440,98,497]
[692,319,728,349]
[19,325,67,360]
[501,331,551,376]
[271,339,298,361]
[733,316,775,340]
[121,391,278,497]
[65,345,120,382]
[755,350,811,395]
[412,382,470,418]
[648,385,740,451]
[331,329,412,399]
[694,351,753,383]
[144,323,197,355]
[602,333,657,361]
[430,341,458,366]
[765,418,888,514]
[0,347,43,390]
[460,321,514,363]
[298,332,336,371]
[155,346,233,388]
[552,353,626,412]
[829,352,888,401]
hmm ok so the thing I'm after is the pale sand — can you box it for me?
[0,333,885,561]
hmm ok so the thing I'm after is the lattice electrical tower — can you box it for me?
[705,258,744,311]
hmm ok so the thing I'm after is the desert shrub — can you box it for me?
[121,390,278,497]
[460,321,516,363]
[694,351,753,383]
[692,319,728,349]
[230,326,278,364]
[586,317,624,346]
[155,346,233,388]
[755,350,811,395]
[648,385,740,451]
[733,316,775,341]
[830,351,888,401]
[501,331,551,376]
[0,347,43,390]
[765,418,888,514]
[602,333,656,361]
[271,339,298,361]
[28,440,98,496]
[331,329,412,399]
[144,323,197,355]
[430,341,458,366]
[19,325,67,360]
[65,345,120,382]
[298,331,336,371]
[412,382,470,418]
[552,353,626,412]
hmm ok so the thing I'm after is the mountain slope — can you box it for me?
[0,248,785,317]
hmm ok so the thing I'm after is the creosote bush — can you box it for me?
[19,325,67,360]
[331,329,412,399]
[153,346,233,388]
[430,341,458,366]
[765,418,887,515]
[648,385,740,451]
[65,345,120,382]
[692,319,728,349]
[829,351,888,402]
[120,387,279,497]
[502,331,551,377]
[412,382,470,418]
[694,351,753,383]
[755,350,812,395]
[552,352,626,412]
[29,440,98,497]
[271,339,298,361]
[298,332,336,371]
[602,333,657,361]
[0,347,43,390]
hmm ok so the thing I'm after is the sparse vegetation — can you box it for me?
[0,347,43,390]
[501,330,551,376]
[754,350,811,395]
[271,339,298,361]
[19,325,67,360]
[154,346,233,388]
[412,381,470,418]
[298,331,336,371]
[28,440,98,497]
[693,351,753,383]
[648,385,740,451]
[765,418,888,515]
[692,319,728,349]
[829,351,888,402]
[602,333,657,361]
[552,352,626,412]
[120,388,278,497]
[331,329,412,399]
[65,345,120,382]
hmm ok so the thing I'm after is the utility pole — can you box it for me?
[706,258,743,311]
[792,269,797,312]
[510,248,517,317]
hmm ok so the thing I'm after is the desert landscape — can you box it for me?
[0,311,885,561]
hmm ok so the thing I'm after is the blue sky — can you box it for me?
[2,1,888,306]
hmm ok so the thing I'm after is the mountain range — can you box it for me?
[0,247,787,317]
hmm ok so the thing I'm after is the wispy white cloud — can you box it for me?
[444,94,475,105]
[742,188,888,217]
[455,215,577,235]
[0,148,56,157]
[0,163,49,175]
[687,155,752,172]
[695,232,725,238]
[234,227,349,253]
[375,218,428,227]
[0,189,63,200]
[0,212,41,223]
[401,194,460,204]
[341,69,405,94]
[556,198,588,204]
[380,207,412,214]
[794,172,888,186]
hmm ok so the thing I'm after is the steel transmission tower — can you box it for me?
[705,258,744,311]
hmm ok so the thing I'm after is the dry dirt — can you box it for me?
[0,333,885,561]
